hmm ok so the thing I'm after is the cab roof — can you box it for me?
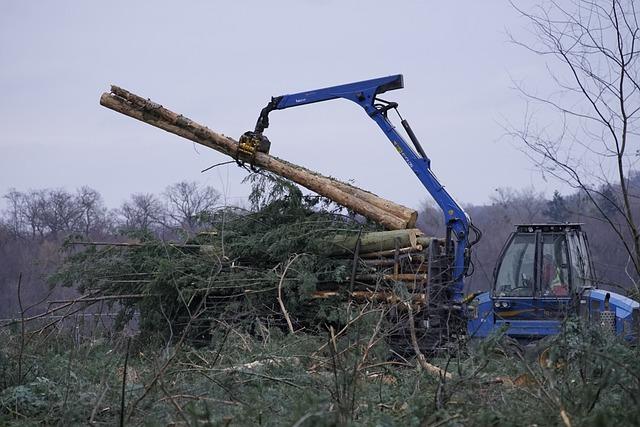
[515,223,583,233]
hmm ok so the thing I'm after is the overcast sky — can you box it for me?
[0,1,561,211]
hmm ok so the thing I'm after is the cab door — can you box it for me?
[493,231,572,322]
[536,232,572,320]
[566,231,596,290]
[493,231,540,320]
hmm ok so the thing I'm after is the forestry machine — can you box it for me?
[242,74,640,344]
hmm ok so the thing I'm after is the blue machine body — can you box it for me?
[468,289,640,341]
[585,289,639,338]
[248,75,639,341]
[467,224,640,341]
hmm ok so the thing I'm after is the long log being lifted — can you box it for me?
[100,86,418,230]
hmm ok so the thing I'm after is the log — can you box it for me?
[67,241,208,249]
[405,302,453,380]
[323,229,424,256]
[106,86,418,225]
[351,273,428,282]
[312,290,427,305]
[307,177,417,225]
[360,254,426,267]
[359,245,423,259]
[100,86,418,230]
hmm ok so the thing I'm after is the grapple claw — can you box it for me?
[238,131,271,157]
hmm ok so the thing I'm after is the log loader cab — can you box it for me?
[468,223,640,341]
[493,224,595,300]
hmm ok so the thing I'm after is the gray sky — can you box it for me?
[0,1,557,211]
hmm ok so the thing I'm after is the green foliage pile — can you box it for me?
[2,316,639,426]
[50,173,381,340]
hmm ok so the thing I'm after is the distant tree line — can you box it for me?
[2,181,221,241]
[0,181,221,318]
[0,175,638,318]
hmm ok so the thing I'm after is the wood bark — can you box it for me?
[323,229,424,256]
[312,290,427,305]
[359,245,423,259]
[100,86,418,230]
[360,254,425,267]
[406,302,453,379]
[322,231,439,257]
[350,273,428,282]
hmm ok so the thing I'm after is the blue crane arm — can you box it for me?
[253,74,471,301]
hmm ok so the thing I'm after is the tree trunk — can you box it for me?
[323,229,426,256]
[100,86,418,230]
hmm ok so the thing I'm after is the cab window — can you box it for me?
[579,235,596,286]
[540,234,570,297]
[495,234,536,297]
[568,233,588,288]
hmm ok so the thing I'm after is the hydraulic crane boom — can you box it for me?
[243,74,474,301]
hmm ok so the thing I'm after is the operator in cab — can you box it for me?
[541,253,569,297]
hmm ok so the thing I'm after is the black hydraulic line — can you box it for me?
[401,119,428,160]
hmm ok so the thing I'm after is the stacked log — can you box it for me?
[312,229,445,306]
[321,229,436,256]
[99,86,418,230]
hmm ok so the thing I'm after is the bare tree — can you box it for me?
[3,189,26,238]
[3,189,60,239]
[163,181,220,234]
[118,193,165,232]
[39,189,83,238]
[3,188,114,240]
[76,186,110,237]
[491,187,548,224]
[508,0,640,288]
[22,190,47,238]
